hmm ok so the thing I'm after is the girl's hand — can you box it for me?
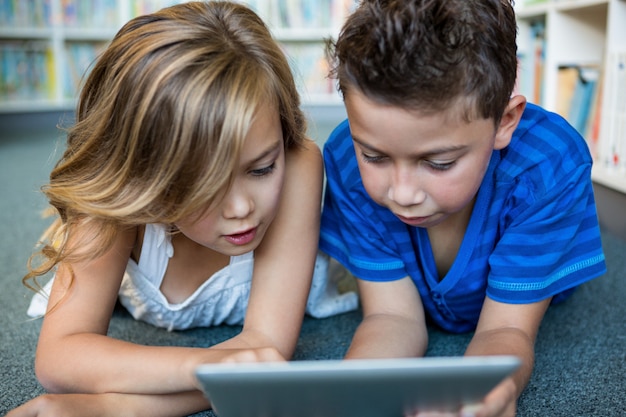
[189,346,287,391]
[219,346,287,364]
[6,393,123,417]
[409,377,517,417]
[7,391,210,417]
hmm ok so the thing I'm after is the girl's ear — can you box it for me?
[494,95,527,150]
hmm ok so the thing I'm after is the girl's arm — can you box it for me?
[33,140,323,398]
[34,224,276,397]
[345,276,428,359]
[35,226,205,395]
[215,139,325,358]
[7,391,209,417]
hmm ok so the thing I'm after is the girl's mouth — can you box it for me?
[224,228,257,246]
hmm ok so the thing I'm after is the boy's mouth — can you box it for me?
[395,214,430,227]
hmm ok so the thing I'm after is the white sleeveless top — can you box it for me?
[28,224,358,331]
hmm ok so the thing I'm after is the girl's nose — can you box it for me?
[222,187,254,219]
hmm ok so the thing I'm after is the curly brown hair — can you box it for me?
[327,0,518,124]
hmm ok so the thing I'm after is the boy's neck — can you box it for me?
[426,196,475,280]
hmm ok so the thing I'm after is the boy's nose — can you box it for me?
[388,170,426,207]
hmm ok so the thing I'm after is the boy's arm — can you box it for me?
[464,297,551,415]
[345,276,428,359]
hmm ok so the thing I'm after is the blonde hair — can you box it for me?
[24,1,306,289]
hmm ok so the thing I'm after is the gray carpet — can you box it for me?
[1,123,625,416]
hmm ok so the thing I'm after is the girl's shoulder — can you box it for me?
[284,138,323,178]
[286,137,322,159]
[65,218,139,260]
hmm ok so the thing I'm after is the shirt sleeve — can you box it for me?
[319,121,409,282]
[487,163,606,303]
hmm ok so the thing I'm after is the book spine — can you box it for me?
[63,41,106,98]
[0,40,53,100]
[63,0,118,27]
[0,0,52,27]
[599,52,626,175]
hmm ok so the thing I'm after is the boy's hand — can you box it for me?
[470,376,517,417]
[408,376,517,417]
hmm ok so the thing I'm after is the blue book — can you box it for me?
[568,66,599,135]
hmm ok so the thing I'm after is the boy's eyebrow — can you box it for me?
[351,135,467,157]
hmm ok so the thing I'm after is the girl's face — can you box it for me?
[175,106,285,256]
[344,89,500,230]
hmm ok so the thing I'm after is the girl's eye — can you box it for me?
[427,160,455,171]
[250,162,276,177]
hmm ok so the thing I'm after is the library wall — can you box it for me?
[516,0,626,193]
[515,0,626,234]
[0,0,357,112]
[2,0,625,235]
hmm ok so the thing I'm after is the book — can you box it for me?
[567,65,599,137]
[585,67,604,161]
[517,21,546,104]
[62,0,118,28]
[272,0,333,29]
[63,42,107,98]
[281,42,335,99]
[0,40,52,101]
[598,52,626,173]
[555,66,579,118]
[0,0,51,28]
[530,21,545,105]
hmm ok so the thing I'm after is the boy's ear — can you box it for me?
[494,95,527,150]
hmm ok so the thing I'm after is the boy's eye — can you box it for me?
[250,162,276,177]
[360,152,387,164]
[426,160,455,171]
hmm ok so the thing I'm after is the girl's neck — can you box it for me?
[160,232,230,304]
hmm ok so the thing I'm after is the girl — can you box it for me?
[10,2,356,416]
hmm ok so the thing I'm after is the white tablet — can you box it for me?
[195,355,520,417]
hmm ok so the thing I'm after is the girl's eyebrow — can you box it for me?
[247,139,282,164]
[351,135,467,158]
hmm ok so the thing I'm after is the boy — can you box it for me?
[319,1,606,416]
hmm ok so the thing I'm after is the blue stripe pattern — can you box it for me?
[320,103,607,333]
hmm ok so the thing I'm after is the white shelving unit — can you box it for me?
[0,0,356,113]
[515,0,626,194]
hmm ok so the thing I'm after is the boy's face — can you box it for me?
[344,89,499,229]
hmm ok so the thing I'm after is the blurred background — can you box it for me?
[1,0,624,236]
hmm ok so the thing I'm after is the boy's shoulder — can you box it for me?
[325,118,352,151]
[514,103,591,159]
[500,103,592,186]
[323,118,359,175]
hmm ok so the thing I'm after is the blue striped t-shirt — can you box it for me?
[319,103,606,333]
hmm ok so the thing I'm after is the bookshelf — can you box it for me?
[0,0,356,113]
[515,0,626,194]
